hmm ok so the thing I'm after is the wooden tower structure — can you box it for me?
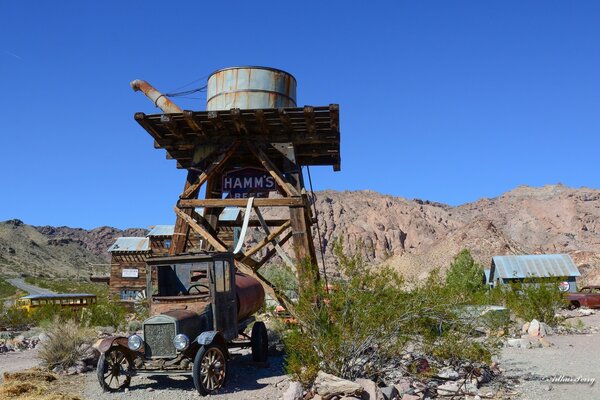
[131,67,340,302]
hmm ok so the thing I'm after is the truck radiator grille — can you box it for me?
[144,323,176,358]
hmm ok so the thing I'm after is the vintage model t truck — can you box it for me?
[95,252,267,395]
[96,66,341,395]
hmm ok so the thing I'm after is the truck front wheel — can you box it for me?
[193,344,227,395]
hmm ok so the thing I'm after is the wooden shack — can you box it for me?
[108,237,150,303]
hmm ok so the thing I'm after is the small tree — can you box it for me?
[445,249,485,302]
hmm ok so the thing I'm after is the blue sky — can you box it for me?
[1,1,599,229]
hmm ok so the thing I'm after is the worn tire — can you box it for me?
[251,321,268,362]
[192,344,227,396]
[97,347,132,392]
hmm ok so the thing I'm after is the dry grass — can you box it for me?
[38,318,95,369]
[0,368,81,400]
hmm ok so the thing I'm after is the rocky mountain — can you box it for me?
[0,219,147,278]
[312,185,600,284]
[1,184,599,284]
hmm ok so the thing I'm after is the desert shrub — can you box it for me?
[80,298,127,330]
[282,243,498,385]
[495,279,566,325]
[0,304,33,329]
[38,318,94,370]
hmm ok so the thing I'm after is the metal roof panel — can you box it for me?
[147,225,175,237]
[108,237,150,253]
[492,254,580,279]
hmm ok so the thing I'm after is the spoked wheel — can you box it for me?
[251,321,268,362]
[97,347,132,392]
[193,344,227,395]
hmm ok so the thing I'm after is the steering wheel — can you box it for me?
[187,283,210,295]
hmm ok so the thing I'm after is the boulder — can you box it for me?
[355,378,381,400]
[527,319,541,337]
[380,385,399,400]
[436,367,459,380]
[314,371,363,400]
[394,378,412,394]
[522,322,530,333]
[283,381,304,400]
[400,395,420,400]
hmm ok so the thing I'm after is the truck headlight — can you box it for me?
[173,334,189,351]
[128,334,143,351]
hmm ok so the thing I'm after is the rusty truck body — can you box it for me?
[95,253,267,395]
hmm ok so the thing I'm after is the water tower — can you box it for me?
[131,66,340,301]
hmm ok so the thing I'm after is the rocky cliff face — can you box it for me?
[310,185,600,284]
[1,184,599,283]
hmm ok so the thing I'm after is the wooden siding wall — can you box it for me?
[109,253,148,300]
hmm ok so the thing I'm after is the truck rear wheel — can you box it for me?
[193,344,227,395]
[251,321,268,362]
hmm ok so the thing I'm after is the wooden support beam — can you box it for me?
[252,231,293,270]
[254,207,295,267]
[303,106,316,135]
[180,142,239,199]
[207,111,225,132]
[178,197,304,208]
[183,110,206,136]
[277,108,293,133]
[247,143,300,197]
[240,220,291,261]
[170,171,200,255]
[329,104,339,133]
[254,109,269,134]
[230,108,247,134]
[173,207,227,252]
[160,115,184,139]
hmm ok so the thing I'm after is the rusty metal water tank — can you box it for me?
[206,66,297,111]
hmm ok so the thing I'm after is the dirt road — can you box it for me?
[7,278,54,295]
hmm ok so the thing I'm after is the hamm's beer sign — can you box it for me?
[222,167,277,198]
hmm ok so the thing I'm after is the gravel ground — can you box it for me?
[0,347,41,378]
[500,313,600,400]
[82,348,289,400]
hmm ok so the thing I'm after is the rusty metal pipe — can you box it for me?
[130,79,183,114]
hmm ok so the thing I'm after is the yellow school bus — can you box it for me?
[16,293,97,313]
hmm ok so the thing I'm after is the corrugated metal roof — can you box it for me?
[194,207,241,222]
[147,225,174,237]
[108,237,150,253]
[492,254,580,279]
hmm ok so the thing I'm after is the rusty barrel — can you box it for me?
[207,66,296,111]
[235,272,265,321]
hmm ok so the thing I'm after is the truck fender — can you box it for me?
[94,335,130,354]
[195,331,228,356]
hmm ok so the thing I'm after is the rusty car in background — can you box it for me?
[564,285,600,309]
[95,253,268,395]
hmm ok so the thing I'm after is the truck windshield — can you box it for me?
[153,262,211,297]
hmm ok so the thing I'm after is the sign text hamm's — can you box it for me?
[222,167,277,198]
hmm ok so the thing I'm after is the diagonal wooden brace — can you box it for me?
[240,220,291,262]
[180,142,240,199]
[173,207,227,252]
[247,143,300,197]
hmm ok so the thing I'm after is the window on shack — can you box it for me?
[120,289,141,301]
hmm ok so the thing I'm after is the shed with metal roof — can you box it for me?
[489,254,580,292]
